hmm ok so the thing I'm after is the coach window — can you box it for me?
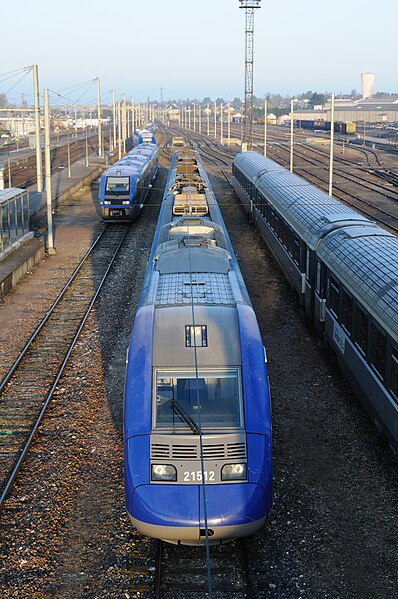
[355,306,368,355]
[305,248,310,281]
[371,325,386,379]
[316,261,327,297]
[258,193,266,217]
[292,235,300,266]
[391,348,398,400]
[341,290,353,334]
[329,276,340,317]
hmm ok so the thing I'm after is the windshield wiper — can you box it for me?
[170,400,200,435]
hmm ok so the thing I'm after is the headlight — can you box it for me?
[151,464,177,481]
[122,200,130,205]
[221,463,247,481]
[104,200,111,205]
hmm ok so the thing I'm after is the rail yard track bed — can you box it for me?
[0,129,397,598]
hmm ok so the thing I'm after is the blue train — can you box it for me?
[138,129,156,145]
[99,142,158,220]
[124,149,272,545]
[232,151,398,456]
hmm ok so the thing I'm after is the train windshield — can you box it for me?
[154,369,243,431]
[106,176,130,193]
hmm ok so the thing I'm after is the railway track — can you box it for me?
[3,128,111,189]
[264,142,398,233]
[0,223,129,509]
[152,538,262,598]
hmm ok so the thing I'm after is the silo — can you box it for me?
[361,73,375,99]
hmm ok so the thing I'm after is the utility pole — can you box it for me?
[214,101,217,139]
[228,102,231,144]
[43,89,55,254]
[199,104,202,134]
[85,125,89,167]
[97,76,102,157]
[220,102,223,143]
[21,93,25,137]
[32,65,43,192]
[290,99,294,173]
[193,103,196,132]
[239,0,261,150]
[112,90,116,151]
[117,101,122,159]
[328,93,335,197]
[122,95,127,153]
[207,104,210,136]
[264,98,267,157]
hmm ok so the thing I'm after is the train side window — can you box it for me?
[341,290,353,334]
[292,235,300,266]
[371,325,386,379]
[316,261,321,294]
[391,348,398,400]
[305,248,310,280]
[329,277,340,317]
[355,306,368,355]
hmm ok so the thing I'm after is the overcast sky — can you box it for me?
[1,0,397,105]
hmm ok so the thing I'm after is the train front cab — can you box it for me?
[124,300,272,545]
[100,173,139,220]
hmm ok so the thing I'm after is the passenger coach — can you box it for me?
[232,151,398,456]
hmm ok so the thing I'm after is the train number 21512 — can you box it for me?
[183,470,215,482]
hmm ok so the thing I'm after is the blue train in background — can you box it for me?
[232,151,398,457]
[138,129,156,145]
[99,142,158,220]
[124,149,272,545]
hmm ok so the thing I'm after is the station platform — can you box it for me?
[0,152,110,299]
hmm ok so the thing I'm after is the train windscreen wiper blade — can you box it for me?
[170,400,200,435]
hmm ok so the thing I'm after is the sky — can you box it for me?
[1,0,397,106]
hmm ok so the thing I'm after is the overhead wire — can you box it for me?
[182,147,213,598]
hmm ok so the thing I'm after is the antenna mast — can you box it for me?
[239,0,261,150]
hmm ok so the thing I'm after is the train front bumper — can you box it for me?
[128,482,269,545]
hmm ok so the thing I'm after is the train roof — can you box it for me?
[104,164,144,176]
[129,143,157,155]
[234,152,371,249]
[317,226,398,341]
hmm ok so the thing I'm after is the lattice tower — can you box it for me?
[239,0,261,150]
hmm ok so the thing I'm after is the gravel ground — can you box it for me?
[207,162,398,599]
[0,140,397,599]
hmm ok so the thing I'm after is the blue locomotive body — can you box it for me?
[124,149,272,545]
[99,143,158,220]
[232,151,398,456]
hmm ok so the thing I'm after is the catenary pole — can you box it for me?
[328,93,335,197]
[264,98,267,157]
[112,90,116,152]
[43,89,55,254]
[97,77,102,157]
[290,99,294,173]
[33,65,43,192]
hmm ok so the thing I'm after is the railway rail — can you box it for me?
[152,538,260,598]
[164,123,398,234]
[3,128,112,189]
[0,223,129,509]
